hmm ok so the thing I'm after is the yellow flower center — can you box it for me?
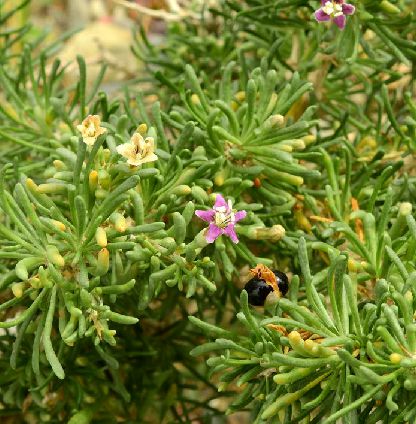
[322,1,343,17]
[87,122,97,137]
[214,201,235,228]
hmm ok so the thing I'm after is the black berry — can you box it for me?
[244,270,289,306]
[274,270,289,297]
[244,278,273,306]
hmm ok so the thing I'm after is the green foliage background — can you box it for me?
[0,0,416,422]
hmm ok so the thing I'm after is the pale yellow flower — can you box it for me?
[116,132,158,167]
[76,115,107,146]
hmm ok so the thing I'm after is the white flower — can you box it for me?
[116,132,158,167]
[76,115,107,146]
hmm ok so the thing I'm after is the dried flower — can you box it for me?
[195,194,246,243]
[116,132,158,167]
[76,115,107,146]
[315,0,355,30]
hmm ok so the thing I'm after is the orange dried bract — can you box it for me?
[267,324,287,336]
[351,197,364,242]
[299,330,313,340]
[249,264,279,293]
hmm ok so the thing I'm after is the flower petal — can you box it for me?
[342,3,355,15]
[234,210,247,222]
[315,8,331,21]
[224,225,239,243]
[83,137,96,146]
[333,14,346,29]
[126,158,141,167]
[131,132,144,148]
[206,224,222,243]
[195,209,215,223]
[214,194,228,209]
[140,153,159,164]
[116,143,135,157]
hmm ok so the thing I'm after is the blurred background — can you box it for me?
[23,1,169,89]
[2,1,215,91]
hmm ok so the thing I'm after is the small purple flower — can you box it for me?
[315,0,355,30]
[195,194,247,244]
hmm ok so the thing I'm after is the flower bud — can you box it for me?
[89,170,98,192]
[26,178,38,192]
[53,160,66,170]
[214,171,226,187]
[46,245,65,267]
[380,0,400,14]
[102,149,111,161]
[230,100,239,111]
[51,220,66,232]
[288,331,302,345]
[404,290,413,304]
[398,202,412,216]
[302,135,316,145]
[390,353,402,364]
[28,276,41,289]
[98,170,111,190]
[95,188,108,199]
[110,213,127,232]
[95,227,108,247]
[96,248,110,275]
[191,94,201,105]
[12,282,26,298]
[235,91,246,102]
[137,123,148,135]
[290,139,306,150]
[267,114,285,128]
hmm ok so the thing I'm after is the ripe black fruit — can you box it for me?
[244,278,273,306]
[244,270,289,306]
[274,270,289,297]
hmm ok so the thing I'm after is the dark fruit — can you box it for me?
[244,270,289,306]
[274,270,289,296]
[244,278,273,306]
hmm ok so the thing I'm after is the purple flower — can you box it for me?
[195,194,247,244]
[315,0,355,30]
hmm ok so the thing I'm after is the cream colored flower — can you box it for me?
[116,132,158,167]
[76,115,107,146]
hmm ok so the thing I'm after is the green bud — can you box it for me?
[380,0,401,14]
[95,248,110,276]
[46,245,65,267]
[98,169,111,189]
[95,227,107,247]
[11,282,26,298]
[110,213,127,232]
